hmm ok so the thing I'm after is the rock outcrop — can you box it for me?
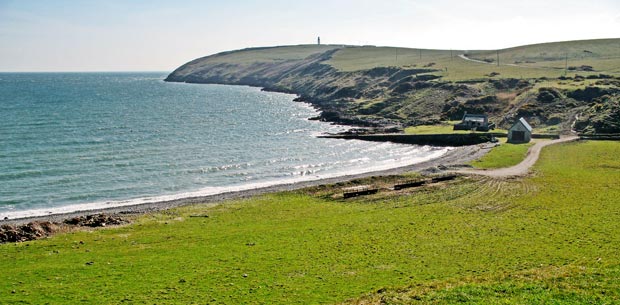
[574,95,620,134]
[1,213,127,243]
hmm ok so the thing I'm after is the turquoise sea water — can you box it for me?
[0,72,448,218]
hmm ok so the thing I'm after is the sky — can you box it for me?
[1,0,619,72]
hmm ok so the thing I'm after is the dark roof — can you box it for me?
[463,114,487,119]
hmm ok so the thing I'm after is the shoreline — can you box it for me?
[0,144,492,225]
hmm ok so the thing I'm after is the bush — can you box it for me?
[537,87,562,103]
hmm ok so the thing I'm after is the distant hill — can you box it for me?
[167,39,620,134]
[327,38,620,76]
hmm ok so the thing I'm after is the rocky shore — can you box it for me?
[1,214,126,243]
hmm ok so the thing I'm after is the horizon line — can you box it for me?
[0,70,171,73]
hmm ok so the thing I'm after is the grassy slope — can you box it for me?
[2,141,619,304]
[346,140,620,304]
[470,139,534,169]
[169,44,342,78]
[404,122,508,135]
[404,121,470,134]
[202,45,341,64]
[327,46,547,81]
[326,39,620,81]
[470,38,620,71]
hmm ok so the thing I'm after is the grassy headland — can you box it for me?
[166,39,620,134]
[2,141,619,304]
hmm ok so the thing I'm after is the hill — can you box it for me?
[166,39,620,133]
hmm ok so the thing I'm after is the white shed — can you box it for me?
[508,117,532,143]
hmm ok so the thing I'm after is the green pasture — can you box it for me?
[205,45,340,64]
[326,39,620,81]
[468,38,620,72]
[470,139,534,169]
[404,121,469,134]
[404,122,507,135]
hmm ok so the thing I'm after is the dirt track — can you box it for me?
[453,136,579,177]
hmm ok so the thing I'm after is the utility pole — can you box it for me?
[450,49,453,61]
[497,50,500,66]
[419,49,422,60]
[395,48,398,63]
[565,53,568,76]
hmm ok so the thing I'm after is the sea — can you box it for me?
[0,72,449,219]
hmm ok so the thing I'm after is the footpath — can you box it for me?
[452,136,579,177]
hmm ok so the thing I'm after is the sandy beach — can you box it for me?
[1,143,493,226]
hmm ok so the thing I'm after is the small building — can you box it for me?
[508,117,532,143]
[453,113,495,131]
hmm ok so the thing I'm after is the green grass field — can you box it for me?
[205,45,341,64]
[404,122,508,135]
[470,139,534,169]
[325,39,620,81]
[468,38,620,73]
[327,46,551,81]
[404,121,470,134]
[2,141,619,304]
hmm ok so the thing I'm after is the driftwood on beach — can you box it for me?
[342,185,379,198]
[392,174,459,191]
[393,179,426,190]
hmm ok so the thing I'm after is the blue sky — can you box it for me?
[1,0,619,71]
